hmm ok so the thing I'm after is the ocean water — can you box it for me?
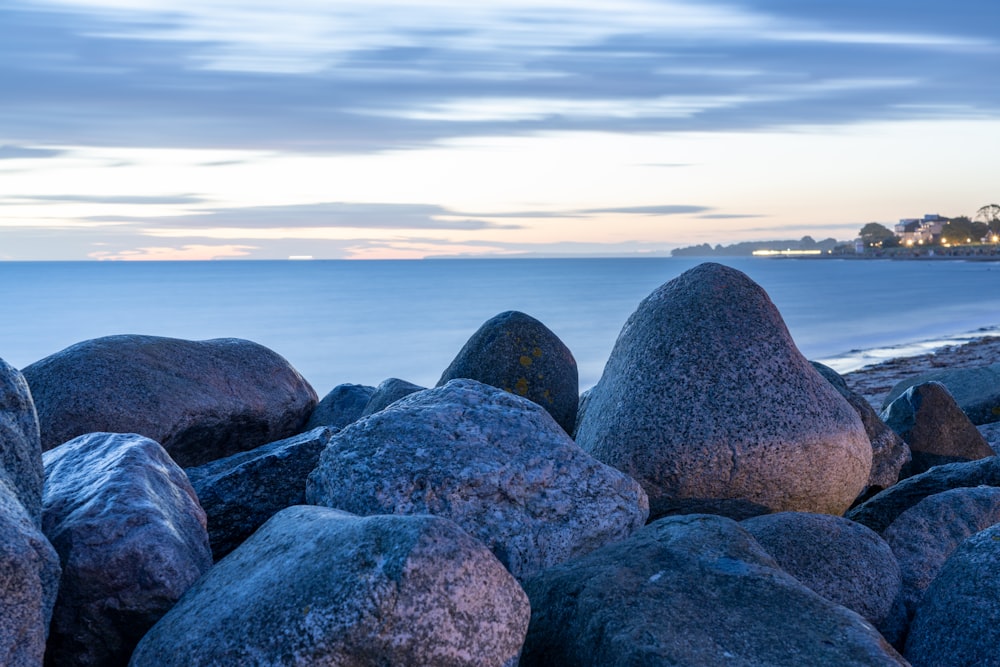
[2,257,999,393]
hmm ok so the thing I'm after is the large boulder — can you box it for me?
[575,263,871,518]
[881,381,994,476]
[23,335,318,466]
[882,486,1000,644]
[437,310,579,433]
[42,433,212,667]
[847,456,1000,533]
[813,361,910,494]
[0,478,61,667]
[130,506,530,667]
[519,514,906,666]
[359,377,425,417]
[904,522,1000,666]
[741,511,902,635]
[307,379,648,580]
[304,383,375,430]
[186,426,336,560]
[884,363,1000,425]
[0,358,44,523]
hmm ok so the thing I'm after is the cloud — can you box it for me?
[582,205,711,216]
[698,213,768,220]
[88,244,257,261]
[17,194,207,205]
[0,145,66,159]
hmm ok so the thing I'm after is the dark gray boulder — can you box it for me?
[437,310,579,433]
[813,361,910,494]
[42,432,212,667]
[186,426,336,560]
[904,522,1000,666]
[977,421,1000,451]
[0,478,61,667]
[307,379,648,581]
[304,383,375,430]
[847,456,1000,533]
[575,263,871,518]
[883,486,1000,644]
[884,363,1000,425]
[881,381,994,477]
[23,334,317,467]
[741,511,902,634]
[0,358,44,524]
[129,506,530,667]
[519,514,907,667]
[359,377,424,416]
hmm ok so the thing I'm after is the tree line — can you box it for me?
[859,204,1000,248]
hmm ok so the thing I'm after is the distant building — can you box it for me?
[895,214,949,245]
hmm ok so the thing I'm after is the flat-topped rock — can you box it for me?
[576,262,871,518]
[23,335,317,466]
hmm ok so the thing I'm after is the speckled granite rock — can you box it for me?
[129,506,530,667]
[438,310,579,433]
[884,363,1000,425]
[43,433,212,667]
[304,383,375,430]
[307,379,648,580]
[905,522,1000,666]
[881,381,994,476]
[186,426,336,560]
[575,263,871,518]
[519,514,907,667]
[359,377,424,416]
[23,335,317,466]
[0,358,44,524]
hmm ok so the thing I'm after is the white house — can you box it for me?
[895,214,949,245]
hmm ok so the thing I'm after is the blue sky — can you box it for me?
[1,0,998,259]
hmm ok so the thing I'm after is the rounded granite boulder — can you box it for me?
[437,311,578,434]
[575,262,871,518]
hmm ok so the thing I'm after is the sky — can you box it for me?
[1,0,998,260]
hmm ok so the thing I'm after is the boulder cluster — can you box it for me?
[3,262,1000,665]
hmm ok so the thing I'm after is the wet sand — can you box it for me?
[843,336,1000,409]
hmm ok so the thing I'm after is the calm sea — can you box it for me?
[2,257,999,393]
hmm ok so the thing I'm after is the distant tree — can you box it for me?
[941,216,989,244]
[976,204,1000,235]
[858,222,895,247]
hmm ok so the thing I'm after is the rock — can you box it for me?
[359,377,424,416]
[976,421,1000,451]
[881,381,994,477]
[519,514,907,667]
[437,310,579,433]
[306,379,648,580]
[847,456,1000,533]
[882,486,1000,645]
[23,335,317,466]
[186,426,336,560]
[304,383,375,430]
[0,478,61,667]
[129,506,530,667]
[0,357,44,524]
[904,522,1000,666]
[813,362,910,495]
[741,511,902,634]
[42,432,213,667]
[884,363,1000,425]
[575,263,871,518]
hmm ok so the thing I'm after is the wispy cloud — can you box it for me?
[0,145,66,159]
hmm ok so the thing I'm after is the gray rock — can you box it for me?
[23,335,318,466]
[437,310,579,433]
[813,361,910,494]
[575,263,871,518]
[0,478,61,667]
[129,506,530,667]
[884,363,1000,425]
[359,377,424,416]
[186,426,336,560]
[304,383,375,430]
[883,486,1000,643]
[976,421,1000,451]
[741,512,902,634]
[0,357,44,524]
[904,522,1000,666]
[882,381,994,477]
[43,433,213,667]
[847,456,1000,533]
[306,379,648,581]
[519,514,907,667]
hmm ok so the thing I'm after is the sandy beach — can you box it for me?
[843,335,1000,409]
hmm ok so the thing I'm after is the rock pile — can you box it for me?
[6,263,1000,664]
